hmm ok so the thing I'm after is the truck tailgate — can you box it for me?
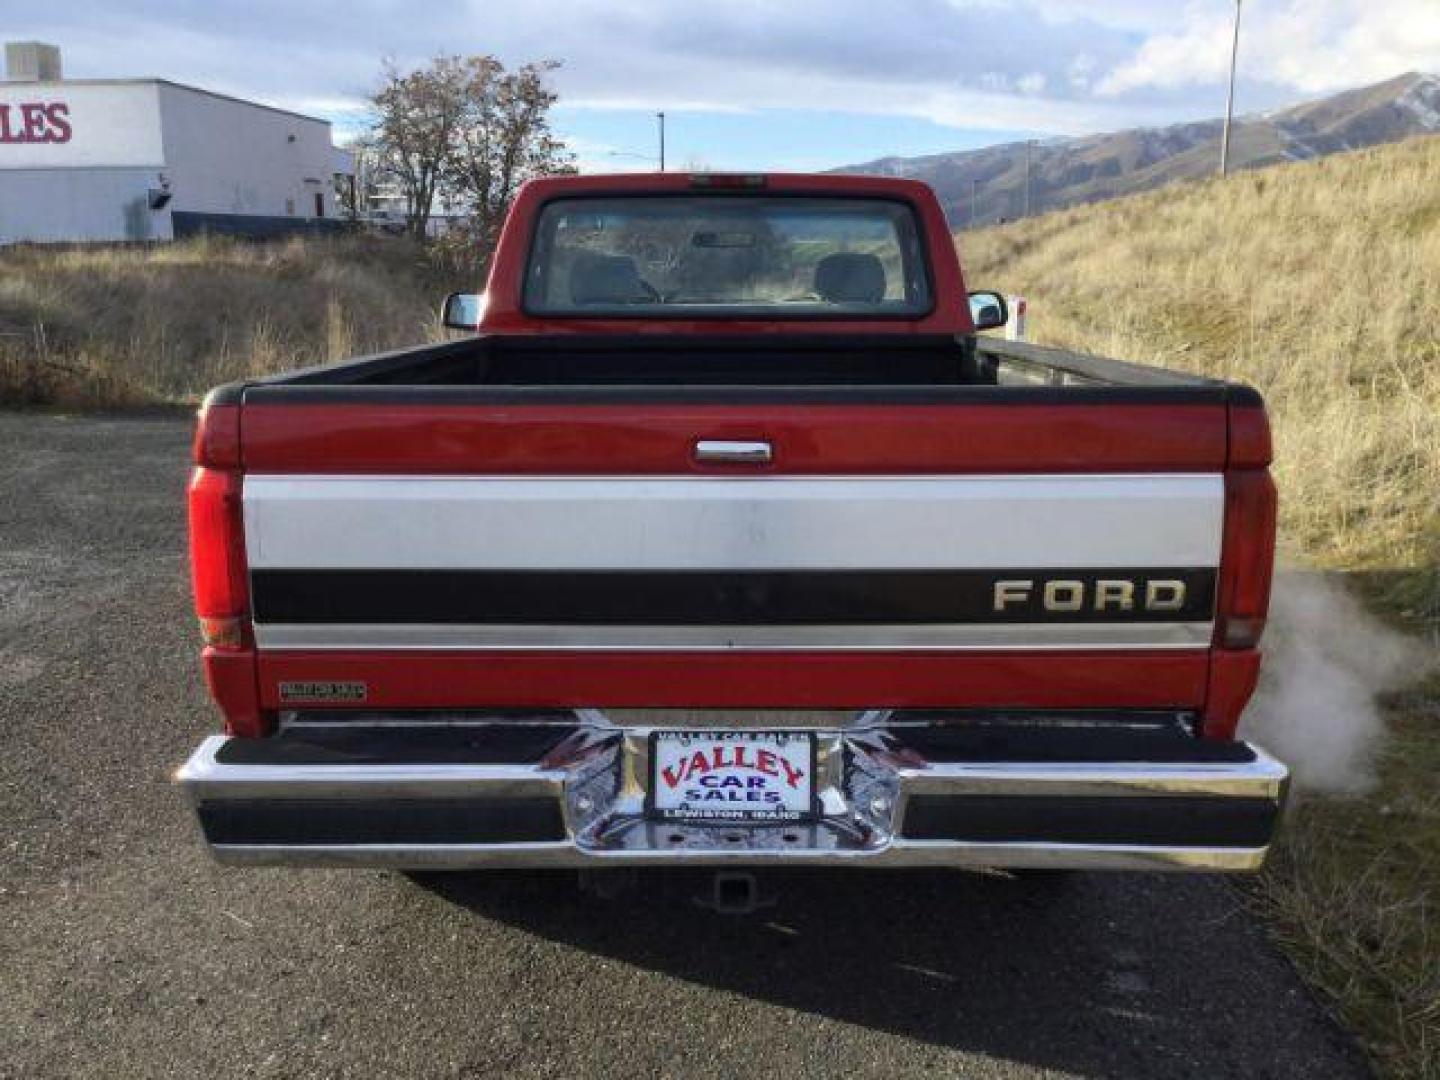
[234,395,1230,713]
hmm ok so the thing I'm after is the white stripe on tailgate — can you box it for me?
[244,474,1223,571]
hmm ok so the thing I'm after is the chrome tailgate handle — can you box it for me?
[694,439,773,465]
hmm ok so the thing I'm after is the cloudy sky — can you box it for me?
[8,0,1439,169]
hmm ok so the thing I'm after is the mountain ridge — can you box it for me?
[832,72,1440,226]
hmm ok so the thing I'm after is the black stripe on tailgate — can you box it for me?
[250,568,1216,626]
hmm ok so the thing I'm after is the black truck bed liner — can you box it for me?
[213,333,1259,413]
[227,333,1239,395]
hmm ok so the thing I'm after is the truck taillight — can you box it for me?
[1216,469,1277,649]
[193,394,241,469]
[188,466,248,646]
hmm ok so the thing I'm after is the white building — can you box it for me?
[0,42,353,244]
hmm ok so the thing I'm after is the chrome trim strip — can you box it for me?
[895,745,1289,800]
[206,841,1270,872]
[175,735,565,801]
[253,621,1216,651]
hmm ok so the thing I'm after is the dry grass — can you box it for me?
[961,135,1440,618]
[0,234,456,408]
[1252,668,1440,1078]
[961,136,1440,1078]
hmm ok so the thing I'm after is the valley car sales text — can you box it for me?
[660,743,806,806]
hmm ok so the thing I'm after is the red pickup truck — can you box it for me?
[177,172,1285,886]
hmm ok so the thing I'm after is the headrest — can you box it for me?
[813,253,886,304]
[569,253,649,305]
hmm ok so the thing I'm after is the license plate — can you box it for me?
[649,730,817,824]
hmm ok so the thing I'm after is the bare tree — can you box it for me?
[369,55,573,248]
[370,57,469,241]
[449,58,575,247]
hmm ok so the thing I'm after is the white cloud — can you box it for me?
[1016,73,1049,95]
[4,0,1434,139]
[1099,0,1440,97]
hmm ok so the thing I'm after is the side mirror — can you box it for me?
[442,291,485,330]
[968,290,1008,332]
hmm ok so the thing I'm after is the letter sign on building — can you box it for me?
[0,83,163,168]
[0,102,72,144]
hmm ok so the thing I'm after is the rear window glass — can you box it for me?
[524,196,932,318]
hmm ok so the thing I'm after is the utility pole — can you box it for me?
[1023,140,1034,218]
[970,178,979,229]
[657,111,666,173]
[1220,0,1242,176]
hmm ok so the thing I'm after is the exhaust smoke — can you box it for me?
[1240,571,1435,794]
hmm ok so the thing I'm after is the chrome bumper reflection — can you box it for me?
[175,721,1289,872]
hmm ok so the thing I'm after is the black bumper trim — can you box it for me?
[197,797,567,846]
[900,794,1279,847]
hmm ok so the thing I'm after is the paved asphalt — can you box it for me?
[0,412,1370,1079]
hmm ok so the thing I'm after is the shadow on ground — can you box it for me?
[412,867,1365,1078]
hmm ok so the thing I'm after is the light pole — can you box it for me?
[657,111,666,173]
[1220,0,1242,176]
[970,178,979,229]
[1023,140,1034,217]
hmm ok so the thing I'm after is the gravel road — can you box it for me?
[0,411,1369,1079]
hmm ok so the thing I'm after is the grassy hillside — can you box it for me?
[962,136,1439,1078]
[962,134,1440,612]
[0,234,453,408]
[842,73,1440,226]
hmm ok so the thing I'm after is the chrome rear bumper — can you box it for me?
[175,715,1288,872]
